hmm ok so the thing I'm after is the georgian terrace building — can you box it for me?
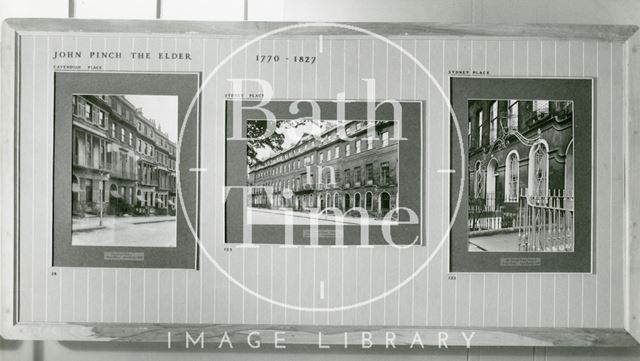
[248,120,399,219]
[71,95,177,217]
[468,99,574,213]
[152,126,177,211]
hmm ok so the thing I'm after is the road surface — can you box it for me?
[72,216,177,247]
[247,207,397,226]
[468,231,521,252]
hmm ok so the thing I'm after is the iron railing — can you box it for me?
[516,189,574,252]
[469,189,574,252]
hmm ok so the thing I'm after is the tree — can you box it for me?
[246,119,311,166]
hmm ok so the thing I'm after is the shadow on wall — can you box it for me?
[0,337,23,351]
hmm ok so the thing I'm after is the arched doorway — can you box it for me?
[474,161,484,199]
[565,140,574,209]
[486,158,498,211]
[504,150,519,202]
[109,184,120,214]
[379,192,391,215]
[564,140,574,197]
[71,175,80,213]
[528,140,549,197]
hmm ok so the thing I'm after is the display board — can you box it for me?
[1,19,639,347]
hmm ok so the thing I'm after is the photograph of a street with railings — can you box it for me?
[246,118,399,226]
[468,99,574,252]
[70,94,178,247]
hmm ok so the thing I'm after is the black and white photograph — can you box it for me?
[449,77,593,273]
[51,71,200,269]
[246,119,399,226]
[71,94,178,248]
[225,99,423,245]
[467,99,574,253]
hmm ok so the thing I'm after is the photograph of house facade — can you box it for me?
[247,120,399,225]
[468,99,574,252]
[71,94,178,247]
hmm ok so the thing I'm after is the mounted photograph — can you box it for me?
[52,72,200,268]
[70,94,179,248]
[467,99,574,253]
[449,77,592,273]
[225,99,423,245]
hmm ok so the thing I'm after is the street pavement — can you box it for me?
[72,215,177,247]
[468,231,521,252]
[247,207,398,225]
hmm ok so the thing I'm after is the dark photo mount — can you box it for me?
[449,77,593,273]
[52,72,201,269]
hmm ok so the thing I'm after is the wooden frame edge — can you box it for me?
[3,18,639,41]
[0,20,19,340]
[625,22,640,345]
[1,324,638,347]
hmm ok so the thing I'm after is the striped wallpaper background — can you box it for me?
[16,32,625,330]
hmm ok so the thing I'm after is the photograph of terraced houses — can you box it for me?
[247,119,399,226]
[467,98,574,252]
[70,94,178,247]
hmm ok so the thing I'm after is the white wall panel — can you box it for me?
[479,0,640,25]
[0,0,67,24]
[74,0,156,19]
[13,31,627,334]
[247,0,285,21]
[278,0,472,22]
[161,0,244,21]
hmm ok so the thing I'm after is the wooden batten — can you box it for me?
[3,19,639,41]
